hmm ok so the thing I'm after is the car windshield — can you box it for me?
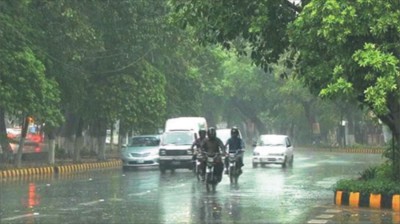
[162,132,193,145]
[258,136,286,146]
[128,136,160,147]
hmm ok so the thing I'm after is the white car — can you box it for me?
[252,134,294,168]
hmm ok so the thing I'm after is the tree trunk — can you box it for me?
[110,123,115,151]
[380,98,400,180]
[96,120,107,161]
[15,116,29,168]
[73,118,84,162]
[97,136,106,161]
[0,109,13,163]
[60,112,78,157]
[302,100,317,144]
[47,129,56,165]
[232,98,268,135]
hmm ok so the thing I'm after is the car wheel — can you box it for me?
[281,157,287,168]
[159,164,167,173]
[289,155,294,167]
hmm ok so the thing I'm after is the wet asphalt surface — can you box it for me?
[0,150,397,224]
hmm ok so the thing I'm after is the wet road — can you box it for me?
[0,150,396,223]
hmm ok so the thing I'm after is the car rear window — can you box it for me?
[129,137,160,147]
[258,135,286,146]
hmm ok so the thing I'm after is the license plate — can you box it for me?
[262,158,275,162]
[137,160,145,164]
[172,161,180,165]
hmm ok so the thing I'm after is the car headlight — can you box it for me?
[159,149,166,156]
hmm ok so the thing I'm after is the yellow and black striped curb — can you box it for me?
[297,147,384,154]
[55,160,121,173]
[0,167,54,178]
[0,160,122,178]
[335,190,400,211]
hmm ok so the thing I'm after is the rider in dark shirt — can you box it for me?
[202,127,226,182]
[191,128,207,154]
[224,126,245,174]
[191,128,207,178]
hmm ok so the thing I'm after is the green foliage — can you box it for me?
[358,166,377,181]
[0,1,63,127]
[169,0,298,69]
[334,178,400,195]
[335,163,400,195]
[291,2,400,113]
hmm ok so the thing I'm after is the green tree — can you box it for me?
[290,0,400,179]
[0,0,62,167]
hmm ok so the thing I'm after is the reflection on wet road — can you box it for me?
[0,150,395,223]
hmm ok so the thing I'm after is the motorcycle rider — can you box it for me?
[191,128,207,179]
[202,127,226,183]
[224,126,245,175]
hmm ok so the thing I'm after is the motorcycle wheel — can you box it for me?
[229,166,236,184]
[196,165,201,181]
[206,173,212,192]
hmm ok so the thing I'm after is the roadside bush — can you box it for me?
[358,166,377,180]
[334,163,400,195]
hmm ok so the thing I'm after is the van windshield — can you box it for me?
[162,132,194,145]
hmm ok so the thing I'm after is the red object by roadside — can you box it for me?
[26,133,43,143]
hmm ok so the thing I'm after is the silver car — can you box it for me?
[252,134,294,168]
[121,135,160,170]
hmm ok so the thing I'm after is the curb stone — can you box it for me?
[0,160,122,179]
[335,190,400,212]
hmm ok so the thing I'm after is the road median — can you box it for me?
[0,159,122,179]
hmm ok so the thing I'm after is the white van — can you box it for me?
[164,117,208,133]
[159,117,208,172]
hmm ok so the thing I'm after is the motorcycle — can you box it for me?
[194,150,205,181]
[205,153,221,192]
[228,151,242,185]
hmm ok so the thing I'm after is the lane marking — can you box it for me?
[128,190,151,196]
[1,213,39,221]
[79,199,105,206]
[325,209,341,213]
[307,219,328,224]
[316,214,334,219]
